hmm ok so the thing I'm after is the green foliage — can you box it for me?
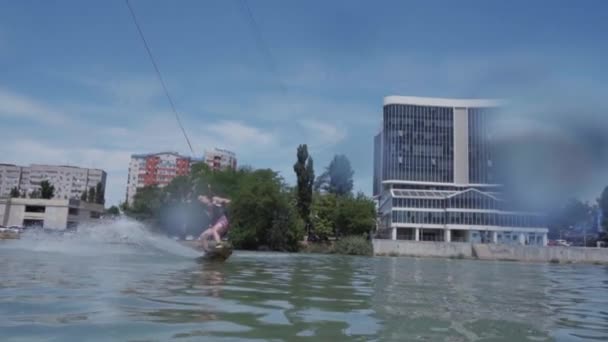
[334,193,376,237]
[333,235,373,256]
[312,216,334,240]
[267,194,305,252]
[87,186,96,203]
[40,180,55,199]
[9,187,20,198]
[95,182,105,204]
[319,154,354,196]
[600,186,608,233]
[293,144,314,237]
[229,169,304,251]
[127,186,163,219]
[163,176,192,202]
[106,205,120,216]
[81,189,88,201]
[312,193,337,239]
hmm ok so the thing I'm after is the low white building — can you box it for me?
[0,198,104,230]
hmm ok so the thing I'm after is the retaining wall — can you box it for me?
[373,239,608,264]
[373,239,472,258]
[472,243,608,264]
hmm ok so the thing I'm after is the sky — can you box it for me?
[1,0,608,206]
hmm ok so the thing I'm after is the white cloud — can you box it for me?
[0,88,67,124]
[204,120,277,148]
[298,119,347,145]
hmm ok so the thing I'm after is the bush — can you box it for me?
[301,241,334,254]
[334,235,373,256]
[334,193,376,237]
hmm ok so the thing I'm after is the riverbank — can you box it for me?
[373,239,608,265]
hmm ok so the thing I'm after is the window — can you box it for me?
[25,205,45,213]
[90,212,101,219]
[69,208,79,216]
[23,219,43,227]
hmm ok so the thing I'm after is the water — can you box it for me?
[1,219,607,341]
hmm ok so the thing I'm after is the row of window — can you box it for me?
[393,196,505,210]
[383,104,454,183]
[469,108,497,184]
[391,210,546,228]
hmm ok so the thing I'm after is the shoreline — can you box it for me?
[373,239,608,265]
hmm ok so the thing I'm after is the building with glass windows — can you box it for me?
[373,96,548,246]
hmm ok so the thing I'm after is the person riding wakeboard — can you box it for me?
[196,187,231,252]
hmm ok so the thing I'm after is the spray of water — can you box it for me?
[7,217,200,259]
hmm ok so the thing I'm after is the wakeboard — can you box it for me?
[181,240,233,262]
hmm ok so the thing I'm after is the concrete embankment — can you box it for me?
[373,239,608,264]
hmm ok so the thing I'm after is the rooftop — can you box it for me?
[384,96,502,108]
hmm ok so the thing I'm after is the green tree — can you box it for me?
[95,182,105,204]
[106,205,120,216]
[87,186,96,203]
[163,176,192,202]
[334,193,376,237]
[317,154,354,196]
[293,144,315,238]
[81,188,88,201]
[128,185,163,219]
[312,193,337,240]
[229,169,304,251]
[9,187,20,198]
[40,180,55,199]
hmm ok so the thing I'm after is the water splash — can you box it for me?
[5,217,200,259]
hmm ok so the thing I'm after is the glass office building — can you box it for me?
[374,96,548,245]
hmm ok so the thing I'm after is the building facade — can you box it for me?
[0,164,106,200]
[374,96,548,246]
[204,148,237,171]
[0,164,23,198]
[0,198,104,230]
[126,152,193,205]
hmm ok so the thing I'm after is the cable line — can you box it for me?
[125,0,195,156]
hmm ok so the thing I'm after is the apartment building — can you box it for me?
[0,164,106,201]
[126,152,193,205]
[204,148,237,171]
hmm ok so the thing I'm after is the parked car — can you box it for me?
[555,239,571,247]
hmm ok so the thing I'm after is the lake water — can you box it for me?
[1,219,607,341]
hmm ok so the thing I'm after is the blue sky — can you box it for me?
[1,0,608,205]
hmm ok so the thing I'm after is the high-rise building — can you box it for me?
[0,164,106,201]
[374,96,548,246]
[126,152,193,205]
[204,148,237,171]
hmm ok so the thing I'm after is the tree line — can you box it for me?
[9,181,105,204]
[123,146,376,252]
[548,186,608,245]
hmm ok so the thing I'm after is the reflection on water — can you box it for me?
[1,236,608,341]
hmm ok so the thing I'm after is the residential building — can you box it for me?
[374,96,548,246]
[0,164,106,201]
[0,198,104,230]
[204,148,237,171]
[126,152,192,205]
[0,164,23,198]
